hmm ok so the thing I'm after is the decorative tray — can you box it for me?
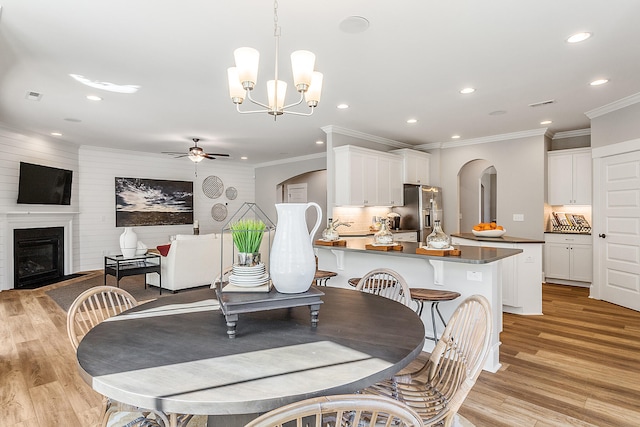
[365,243,403,251]
[314,239,347,246]
[416,246,461,256]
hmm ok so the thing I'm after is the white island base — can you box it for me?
[315,239,523,373]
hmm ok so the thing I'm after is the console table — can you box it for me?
[104,253,162,294]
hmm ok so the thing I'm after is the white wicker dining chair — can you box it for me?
[67,286,178,427]
[363,295,492,427]
[355,268,413,308]
[244,394,424,427]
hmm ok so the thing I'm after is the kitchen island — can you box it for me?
[451,233,544,316]
[314,238,522,372]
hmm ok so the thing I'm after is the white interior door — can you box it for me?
[597,149,640,311]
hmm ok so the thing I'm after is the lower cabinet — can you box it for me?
[544,233,592,285]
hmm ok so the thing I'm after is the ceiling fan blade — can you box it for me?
[202,154,217,160]
[162,151,185,154]
[205,153,230,157]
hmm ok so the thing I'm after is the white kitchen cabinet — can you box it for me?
[544,233,592,285]
[391,231,417,242]
[391,148,431,185]
[548,148,591,205]
[334,145,403,206]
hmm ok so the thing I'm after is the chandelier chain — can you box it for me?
[273,0,280,37]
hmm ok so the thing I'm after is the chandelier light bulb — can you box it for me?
[267,80,288,114]
[291,50,315,92]
[305,72,323,106]
[227,67,245,103]
[234,47,259,90]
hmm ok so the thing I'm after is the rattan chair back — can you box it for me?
[244,394,424,427]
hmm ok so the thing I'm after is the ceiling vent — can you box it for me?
[528,99,556,107]
[25,91,43,101]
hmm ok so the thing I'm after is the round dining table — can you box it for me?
[76,286,425,426]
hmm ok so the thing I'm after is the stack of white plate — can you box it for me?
[229,263,270,287]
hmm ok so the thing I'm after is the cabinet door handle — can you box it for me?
[599,233,606,238]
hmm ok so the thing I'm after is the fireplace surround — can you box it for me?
[13,227,65,289]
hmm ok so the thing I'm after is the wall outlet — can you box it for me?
[513,214,525,221]
[525,256,534,263]
[467,271,482,281]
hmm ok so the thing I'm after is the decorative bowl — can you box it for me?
[472,229,506,237]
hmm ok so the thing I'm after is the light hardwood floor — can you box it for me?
[1,273,640,426]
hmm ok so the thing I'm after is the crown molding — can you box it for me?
[431,128,549,149]
[585,92,640,119]
[552,128,591,140]
[321,125,412,149]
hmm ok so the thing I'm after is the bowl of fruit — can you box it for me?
[472,222,506,237]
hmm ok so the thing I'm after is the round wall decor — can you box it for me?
[225,186,238,200]
[211,203,228,222]
[202,176,224,199]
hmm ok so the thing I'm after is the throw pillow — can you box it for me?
[157,244,171,257]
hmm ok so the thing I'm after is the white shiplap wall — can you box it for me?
[0,127,81,290]
[78,146,255,272]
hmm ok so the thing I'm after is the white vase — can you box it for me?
[119,227,138,258]
[270,202,322,294]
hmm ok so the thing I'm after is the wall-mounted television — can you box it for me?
[17,162,73,205]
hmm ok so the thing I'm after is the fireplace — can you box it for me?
[14,227,65,289]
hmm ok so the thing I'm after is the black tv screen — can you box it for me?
[17,162,73,205]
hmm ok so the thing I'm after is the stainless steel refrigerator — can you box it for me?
[394,185,443,244]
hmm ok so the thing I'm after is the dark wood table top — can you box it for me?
[77,287,425,416]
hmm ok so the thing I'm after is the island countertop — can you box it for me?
[314,237,522,265]
[451,232,545,244]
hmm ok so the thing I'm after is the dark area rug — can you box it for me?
[46,274,211,312]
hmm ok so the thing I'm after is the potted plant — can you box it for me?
[230,219,266,266]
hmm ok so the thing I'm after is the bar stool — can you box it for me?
[313,256,337,286]
[410,288,461,342]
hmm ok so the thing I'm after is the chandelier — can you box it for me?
[227,0,323,119]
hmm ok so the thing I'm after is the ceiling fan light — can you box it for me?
[227,67,245,103]
[234,47,259,90]
[291,50,315,92]
[267,80,287,113]
[189,153,205,163]
[305,71,323,106]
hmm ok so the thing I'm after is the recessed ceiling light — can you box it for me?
[50,132,62,137]
[460,87,475,94]
[86,95,102,101]
[540,120,552,125]
[590,79,609,86]
[451,135,461,139]
[567,32,592,43]
[406,119,418,124]
[315,140,324,145]
[339,16,370,34]
[240,156,248,160]
[70,74,140,94]
[337,103,349,109]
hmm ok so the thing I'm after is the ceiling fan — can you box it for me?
[163,138,230,163]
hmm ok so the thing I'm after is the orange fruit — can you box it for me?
[490,222,497,229]
[497,225,504,230]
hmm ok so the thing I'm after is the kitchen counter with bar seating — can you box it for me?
[314,237,523,372]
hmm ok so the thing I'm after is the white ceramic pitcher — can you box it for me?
[270,202,322,293]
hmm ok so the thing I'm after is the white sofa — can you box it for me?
[146,232,272,292]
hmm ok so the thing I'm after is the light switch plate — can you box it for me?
[513,214,524,221]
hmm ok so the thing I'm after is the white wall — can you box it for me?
[591,100,640,148]
[78,146,255,272]
[438,133,547,240]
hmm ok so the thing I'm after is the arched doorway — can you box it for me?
[458,159,496,231]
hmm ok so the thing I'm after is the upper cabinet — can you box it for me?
[548,148,591,205]
[391,148,431,185]
[334,145,403,206]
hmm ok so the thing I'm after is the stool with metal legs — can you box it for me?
[313,256,337,286]
[410,288,461,342]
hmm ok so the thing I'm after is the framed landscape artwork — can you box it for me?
[115,177,194,227]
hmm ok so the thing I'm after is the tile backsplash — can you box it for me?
[331,206,393,233]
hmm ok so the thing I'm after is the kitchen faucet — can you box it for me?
[332,219,353,230]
